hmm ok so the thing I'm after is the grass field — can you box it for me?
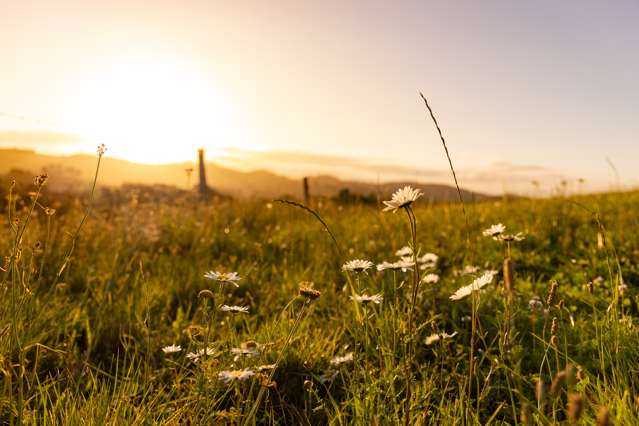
[2,161,638,424]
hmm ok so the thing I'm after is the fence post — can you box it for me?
[303,177,310,204]
[198,148,208,197]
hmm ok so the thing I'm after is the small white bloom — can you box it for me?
[422,273,440,284]
[330,352,354,366]
[482,223,506,239]
[382,186,423,213]
[376,261,396,271]
[618,282,628,295]
[499,232,525,242]
[417,252,438,265]
[377,259,413,272]
[231,342,261,357]
[528,297,544,313]
[218,369,255,384]
[425,331,458,345]
[220,305,249,314]
[456,265,480,276]
[186,347,215,361]
[349,293,383,304]
[162,344,182,354]
[397,257,416,271]
[342,259,374,273]
[395,246,413,257]
[449,270,497,301]
[256,364,277,372]
[204,271,241,287]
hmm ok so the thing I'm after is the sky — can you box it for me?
[1,0,638,193]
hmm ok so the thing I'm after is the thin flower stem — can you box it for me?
[346,273,363,322]
[468,287,478,420]
[198,283,224,401]
[244,298,310,425]
[36,214,52,284]
[403,205,421,426]
[8,184,41,425]
[274,199,342,260]
[53,153,104,285]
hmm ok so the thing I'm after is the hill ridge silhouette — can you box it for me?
[0,148,492,201]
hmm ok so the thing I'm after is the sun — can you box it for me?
[67,58,245,164]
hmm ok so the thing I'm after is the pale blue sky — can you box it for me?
[1,0,637,191]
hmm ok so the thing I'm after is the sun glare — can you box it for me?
[68,58,244,164]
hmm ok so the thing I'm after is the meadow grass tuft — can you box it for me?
[2,157,639,424]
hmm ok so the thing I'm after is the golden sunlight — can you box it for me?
[68,58,243,164]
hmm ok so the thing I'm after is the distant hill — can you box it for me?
[0,148,493,202]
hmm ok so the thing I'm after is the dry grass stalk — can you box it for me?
[551,317,559,336]
[419,92,470,246]
[503,256,514,345]
[550,371,566,396]
[503,257,514,297]
[565,364,577,388]
[536,379,547,413]
[298,283,321,300]
[274,199,342,258]
[519,402,530,425]
[596,406,611,426]
[567,392,584,424]
[547,280,559,307]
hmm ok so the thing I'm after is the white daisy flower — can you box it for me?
[422,273,440,284]
[395,246,413,257]
[204,271,241,287]
[482,223,506,239]
[395,257,417,271]
[398,257,416,270]
[342,259,374,273]
[382,186,423,213]
[349,293,383,304]
[161,344,182,354]
[376,261,396,272]
[425,331,458,345]
[329,352,354,366]
[256,364,277,372]
[186,347,215,361]
[417,253,438,265]
[528,297,544,313]
[499,232,525,242]
[220,305,249,314]
[449,270,497,301]
[231,341,261,357]
[416,252,438,270]
[218,369,255,384]
[377,259,413,272]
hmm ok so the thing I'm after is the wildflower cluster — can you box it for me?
[483,223,525,242]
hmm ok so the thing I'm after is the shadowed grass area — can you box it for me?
[2,171,639,423]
